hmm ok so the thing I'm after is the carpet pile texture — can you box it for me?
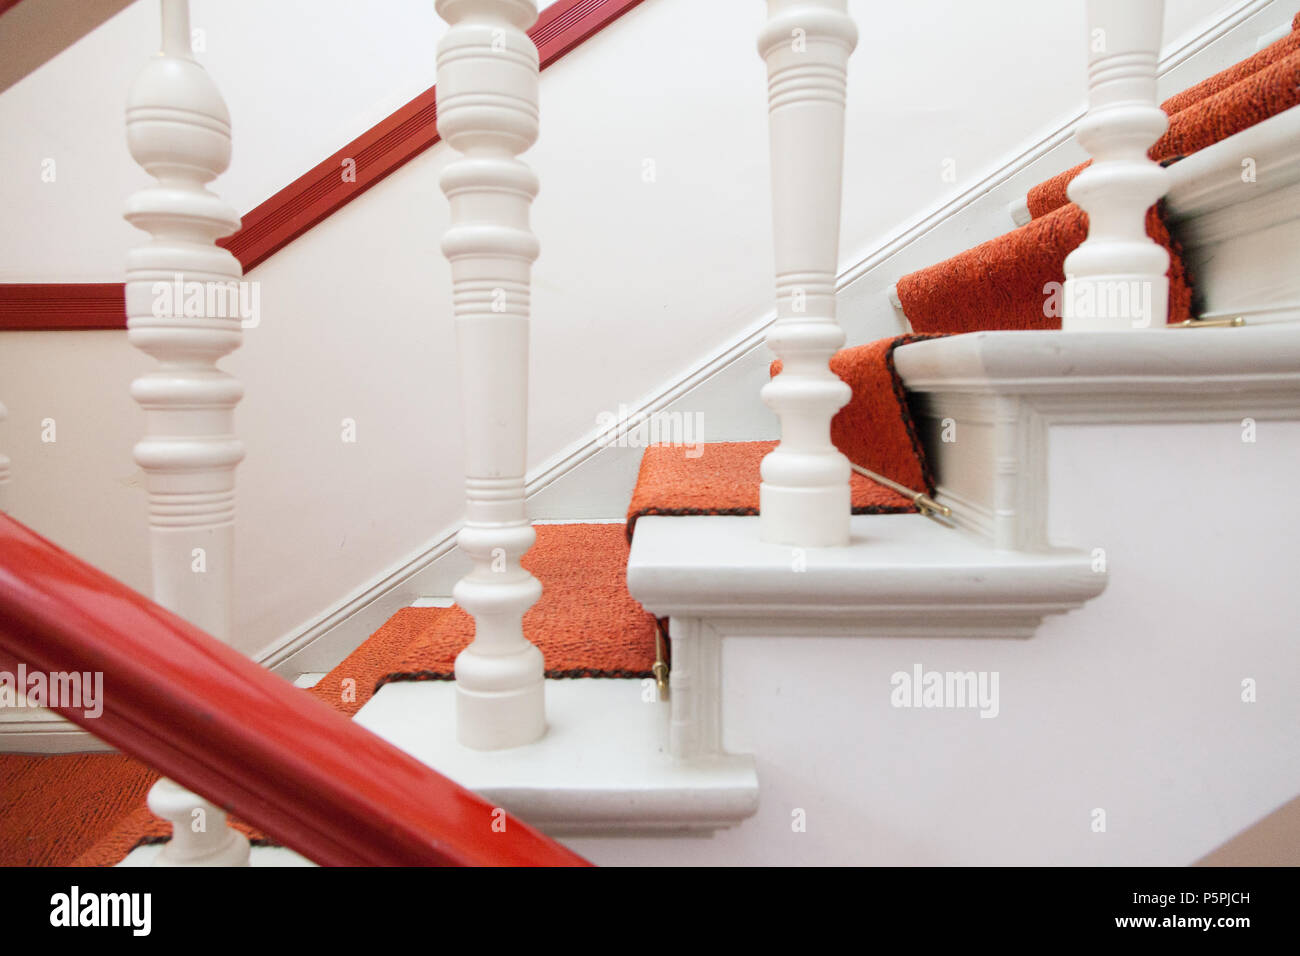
[1028,11,1300,217]
[378,523,659,686]
[897,10,1300,333]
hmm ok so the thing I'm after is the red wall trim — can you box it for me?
[0,0,646,331]
[0,282,125,330]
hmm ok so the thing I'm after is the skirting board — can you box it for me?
[0,707,116,753]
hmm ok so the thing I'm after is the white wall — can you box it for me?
[0,0,1278,662]
[0,0,566,279]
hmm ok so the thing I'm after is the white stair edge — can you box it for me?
[1164,104,1300,222]
[626,514,1105,637]
[1163,105,1300,325]
[626,513,1106,763]
[893,324,1300,396]
[893,325,1300,549]
[354,678,759,835]
[1008,195,1033,226]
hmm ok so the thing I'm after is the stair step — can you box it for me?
[379,522,657,684]
[322,519,759,836]
[355,677,757,833]
[628,514,1104,639]
[627,440,915,539]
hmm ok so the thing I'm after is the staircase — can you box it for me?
[2,0,1300,867]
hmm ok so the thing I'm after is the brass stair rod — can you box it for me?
[1172,316,1245,328]
[849,463,952,524]
[653,620,670,701]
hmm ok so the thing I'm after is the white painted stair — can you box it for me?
[357,678,758,834]
[350,519,758,835]
[584,324,1300,864]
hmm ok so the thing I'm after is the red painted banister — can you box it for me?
[0,513,591,867]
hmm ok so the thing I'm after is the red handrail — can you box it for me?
[0,514,590,867]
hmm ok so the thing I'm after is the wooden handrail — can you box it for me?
[0,513,590,867]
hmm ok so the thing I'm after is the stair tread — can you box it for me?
[898,17,1300,336]
[356,678,758,833]
[377,523,658,686]
[627,513,1106,637]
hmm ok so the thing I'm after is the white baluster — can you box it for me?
[1063,0,1169,331]
[0,400,9,513]
[147,777,250,866]
[757,0,857,546]
[125,0,248,866]
[437,0,546,750]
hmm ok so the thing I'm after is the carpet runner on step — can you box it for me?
[376,523,659,686]
[626,440,917,538]
[0,605,449,866]
[896,10,1300,334]
[626,335,942,536]
[1028,10,1300,218]
[895,203,1195,332]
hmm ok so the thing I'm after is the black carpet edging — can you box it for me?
[131,834,282,851]
[883,332,946,498]
[625,501,918,541]
[373,667,655,697]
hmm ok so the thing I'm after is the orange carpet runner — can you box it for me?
[377,523,658,686]
[626,334,940,534]
[895,10,1300,334]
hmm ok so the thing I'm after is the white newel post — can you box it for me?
[1062,0,1170,331]
[757,0,857,546]
[126,0,249,866]
[437,0,547,750]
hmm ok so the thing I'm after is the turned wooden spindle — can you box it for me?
[757,0,858,546]
[125,0,249,866]
[1063,0,1170,330]
[437,0,547,750]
